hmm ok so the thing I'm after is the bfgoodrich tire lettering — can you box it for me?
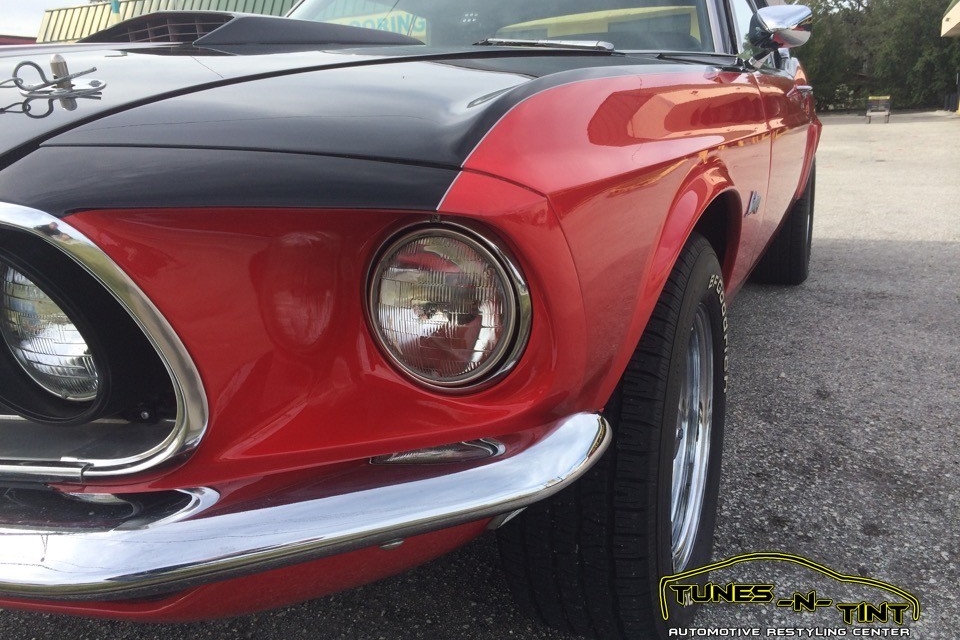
[498,234,727,639]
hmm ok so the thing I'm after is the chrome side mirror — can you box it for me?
[744,5,813,70]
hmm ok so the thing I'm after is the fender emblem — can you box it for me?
[745,191,762,217]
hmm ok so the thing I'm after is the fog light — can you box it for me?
[369,228,530,388]
[0,264,99,401]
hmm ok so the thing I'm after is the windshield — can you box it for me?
[289,0,717,51]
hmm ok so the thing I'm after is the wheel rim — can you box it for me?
[670,303,713,572]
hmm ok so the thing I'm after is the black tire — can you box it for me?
[752,162,816,285]
[497,234,728,639]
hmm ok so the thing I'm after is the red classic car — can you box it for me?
[0,0,818,637]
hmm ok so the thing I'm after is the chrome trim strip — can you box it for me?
[478,38,616,52]
[0,412,609,600]
[0,464,83,482]
[138,487,220,529]
[0,202,208,479]
[706,0,726,54]
[0,488,219,535]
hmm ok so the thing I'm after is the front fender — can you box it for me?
[647,158,741,301]
[462,68,767,408]
[576,159,742,409]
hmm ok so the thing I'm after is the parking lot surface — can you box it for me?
[1,112,958,639]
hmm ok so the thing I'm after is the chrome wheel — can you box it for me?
[497,235,726,637]
[670,302,713,572]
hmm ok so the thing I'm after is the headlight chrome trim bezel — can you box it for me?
[0,203,209,481]
[367,223,532,392]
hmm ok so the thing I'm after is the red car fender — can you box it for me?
[439,170,591,405]
[65,195,593,491]
[462,70,769,408]
[647,159,741,300]
[572,158,744,410]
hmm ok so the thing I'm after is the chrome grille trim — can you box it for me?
[0,203,208,480]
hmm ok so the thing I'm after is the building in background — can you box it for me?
[944,0,960,37]
[38,0,297,43]
[944,0,960,112]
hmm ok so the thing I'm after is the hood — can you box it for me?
[0,13,703,218]
[0,12,475,158]
[1,42,664,169]
[1,13,680,167]
[0,40,398,160]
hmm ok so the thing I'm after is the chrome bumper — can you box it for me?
[0,412,609,601]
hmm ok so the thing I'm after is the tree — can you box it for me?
[801,0,871,109]
[800,0,960,110]
[864,0,960,108]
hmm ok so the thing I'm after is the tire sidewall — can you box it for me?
[800,166,816,278]
[654,241,728,630]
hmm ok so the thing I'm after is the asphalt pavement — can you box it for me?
[1,112,957,639]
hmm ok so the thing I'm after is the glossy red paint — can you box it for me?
[0,520,488,622]
[66,196,596,491]
[63,67,819,492]
[1,51,820,623]
[462,69,817,408]
[756,73,816,241]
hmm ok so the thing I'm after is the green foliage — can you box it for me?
[801,2,867,110]
[798,0,960,110]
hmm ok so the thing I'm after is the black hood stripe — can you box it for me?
[0,147,458,218]
[0,48,694,217]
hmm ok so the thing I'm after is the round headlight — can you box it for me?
[0,264,99,401]
[369,228,530,388]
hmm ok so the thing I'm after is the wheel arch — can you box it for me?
[692,189,742,288]
[577,162,742,410]
[646,161,742,309]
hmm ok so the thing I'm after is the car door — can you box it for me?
[728,0,815,262]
